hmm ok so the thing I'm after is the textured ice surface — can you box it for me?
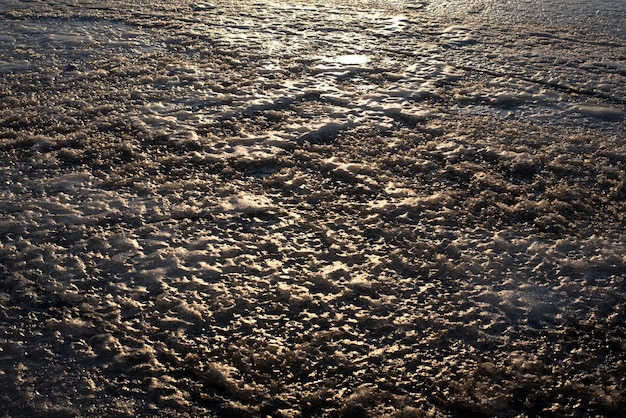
[0,0,625,417]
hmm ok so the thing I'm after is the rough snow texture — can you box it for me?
[0,0,625,417]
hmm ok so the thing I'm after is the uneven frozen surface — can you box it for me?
[0,0,625,416]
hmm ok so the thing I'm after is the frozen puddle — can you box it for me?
[0,17,159,69]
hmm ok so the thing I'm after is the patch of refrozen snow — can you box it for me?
[0,1,624,417]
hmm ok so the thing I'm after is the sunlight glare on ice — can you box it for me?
[336,54,369,65]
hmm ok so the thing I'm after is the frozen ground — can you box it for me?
[0,0,625,416]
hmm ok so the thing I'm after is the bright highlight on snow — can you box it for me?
[335,54,369,65]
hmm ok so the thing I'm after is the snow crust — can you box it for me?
[0,0,625,416]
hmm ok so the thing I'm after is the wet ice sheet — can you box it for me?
[0,0,623,137]
[0,0,625,417]
[428,0,626,37]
